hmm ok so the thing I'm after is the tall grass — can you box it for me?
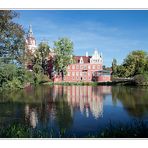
[1,120,148,138]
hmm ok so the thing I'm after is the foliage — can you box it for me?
[0,10,25,64]
[85,120,148,138]
[123,50,147,77]
[0,63,31,90]
[25,41,53,84]
[112,58,117,75]
[134,73,148,86]
[34,42,51,74]
[53,37,74,80]
[112,50,148,85]
[1,120,148,138]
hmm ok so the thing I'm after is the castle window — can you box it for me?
[76,72,79,76]
[83,72,87,76]
[80,72,82,76]
[84,65,87,69]
[93,65,95,69]
[72,72,75,76]
[72,65,75,69]
[80,66,83,69]
[88,65,91,69]
[68,72,70,76]
[76,65,79,69]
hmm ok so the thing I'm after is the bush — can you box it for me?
[134,73,148,85]
[40,74,51,83]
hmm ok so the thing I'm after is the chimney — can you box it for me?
[86,51,88,57]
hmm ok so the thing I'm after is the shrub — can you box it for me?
[134,73,148,85]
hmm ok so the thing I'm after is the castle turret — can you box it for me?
[25,25,37,54]
[90,49,103,64]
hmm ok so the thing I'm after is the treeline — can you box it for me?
[112,50,148,85]
[0,10,74,91]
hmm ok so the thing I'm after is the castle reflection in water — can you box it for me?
[24,85,112,128]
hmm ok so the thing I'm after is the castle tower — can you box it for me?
[90,49,103,64]
[25,25,37,54]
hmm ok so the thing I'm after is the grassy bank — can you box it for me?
[45,80,136,86]
[0,120,148,138]
[45,81,113,86]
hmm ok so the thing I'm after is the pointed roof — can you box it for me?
[27,25,34,38]
[74,56,92,63]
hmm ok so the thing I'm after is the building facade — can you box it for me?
[54,50,111,82]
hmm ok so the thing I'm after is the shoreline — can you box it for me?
[44,80,137,86]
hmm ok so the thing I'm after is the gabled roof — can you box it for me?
[74,56,92,63]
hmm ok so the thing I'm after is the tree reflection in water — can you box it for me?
[1,85,148,133]
[23,85,111,129]
[112,86,148,117]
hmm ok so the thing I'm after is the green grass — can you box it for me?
[45,81,114,86]
[1,120,148,138]
[87,120,148,138]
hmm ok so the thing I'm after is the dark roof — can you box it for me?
[74,56,92,63]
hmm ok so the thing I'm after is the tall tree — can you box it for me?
[36,42,50,74]
[112,58,117,76]
[0,10,25,65]
[53,38,74,80]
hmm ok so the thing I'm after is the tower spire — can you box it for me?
[28,24,33,37]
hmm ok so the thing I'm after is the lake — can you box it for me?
[0,85,148,137]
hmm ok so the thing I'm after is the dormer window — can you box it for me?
[80,57,84,64]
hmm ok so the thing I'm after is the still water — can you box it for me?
[0,85,148,137]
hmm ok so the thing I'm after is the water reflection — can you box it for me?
[65,86,105,119]
[0,85,148,133]
[21,85,111,128]
[112,86,148,117]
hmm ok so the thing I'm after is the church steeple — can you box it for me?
[25,25,37,54]
[28,25,33,38]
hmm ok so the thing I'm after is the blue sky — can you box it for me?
[15,10,148,67]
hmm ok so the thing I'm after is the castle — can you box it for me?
[25,25,111,82]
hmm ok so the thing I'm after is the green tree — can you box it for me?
[37,42,50,74]
[112,58,117,76]
[123,50,147,77]
[0,10,25,65]
[27,42,51,84]
[53,38,74,80]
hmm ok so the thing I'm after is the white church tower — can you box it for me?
[25,25,37,54]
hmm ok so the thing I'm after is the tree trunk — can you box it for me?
[61,70,64,81]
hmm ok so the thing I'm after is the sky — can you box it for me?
[15,10,148,67]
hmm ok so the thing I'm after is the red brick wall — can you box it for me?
[97,75,111,82]
[53,63,111,82]
[64,63,103,82]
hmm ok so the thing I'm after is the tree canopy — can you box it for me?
[112,50,148,78]
[0,10,25,64]
[53,37,74,80]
